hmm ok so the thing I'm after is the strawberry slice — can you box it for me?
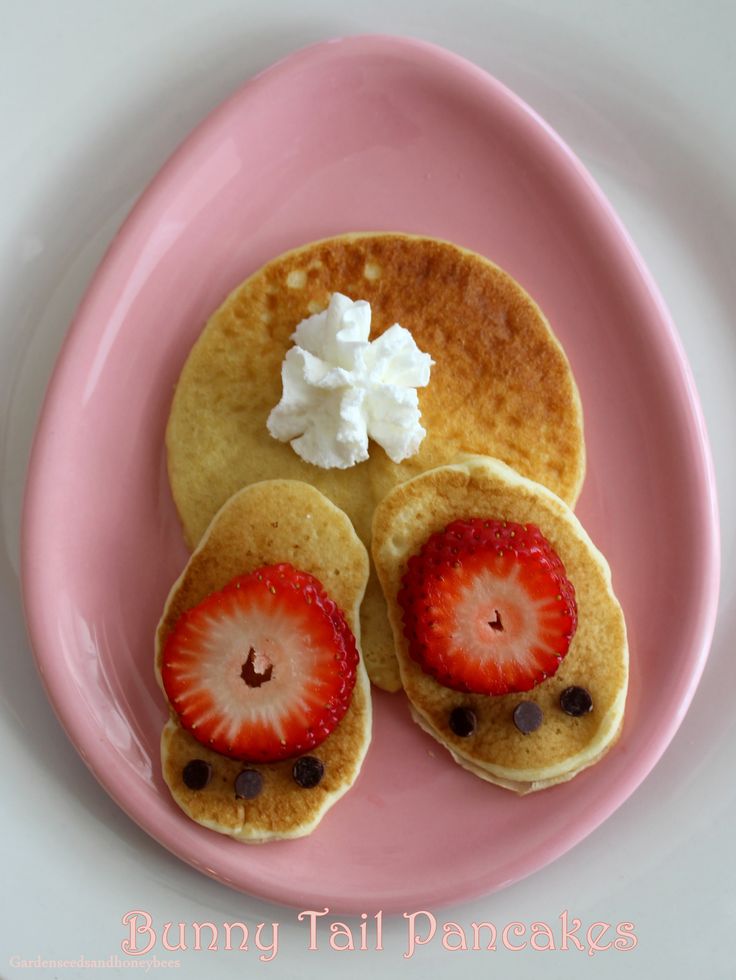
[161,563,358,762]
[398,519,577,695]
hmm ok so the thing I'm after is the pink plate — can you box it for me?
[21,35,719,912]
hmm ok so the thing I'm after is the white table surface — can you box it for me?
[2,1,735,978]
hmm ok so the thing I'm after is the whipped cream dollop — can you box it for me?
[267,293,434,469]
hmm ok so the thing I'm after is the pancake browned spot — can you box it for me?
[166,233,585,692]
[156,480,371,841]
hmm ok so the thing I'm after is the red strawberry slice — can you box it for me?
[161,563,358,762]
[398,519,577,695]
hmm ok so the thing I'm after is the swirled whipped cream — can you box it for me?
[267,293,434,469]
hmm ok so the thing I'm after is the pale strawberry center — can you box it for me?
[436,555,564,691]
[169,589,338,747]
[452,564,543,663]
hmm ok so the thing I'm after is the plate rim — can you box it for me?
[19,32,721,913]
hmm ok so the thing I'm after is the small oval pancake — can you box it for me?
[371,455,628,792]
[155,480,371,841]
[166,232,585,692]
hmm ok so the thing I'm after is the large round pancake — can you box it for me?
[371,455,628,790]
[155,480,371,842]
[166,232,585,692]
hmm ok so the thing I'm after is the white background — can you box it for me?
[2,1,735,978]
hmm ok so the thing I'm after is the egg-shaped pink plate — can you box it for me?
[21,35,719,912]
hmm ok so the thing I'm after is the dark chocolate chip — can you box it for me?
[513,700,543,734]
[560,686,593,716]
[182,759,212,790]
[293,756,324,788]
[449,706,476,737]
[234,768,263,800]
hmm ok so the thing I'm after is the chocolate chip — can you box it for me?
[513,700,543,734]
[293,756,324,788]
[182,759,212,790]
[234,768,263,799]
[560,686,593,716]
[449,706,476,737]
